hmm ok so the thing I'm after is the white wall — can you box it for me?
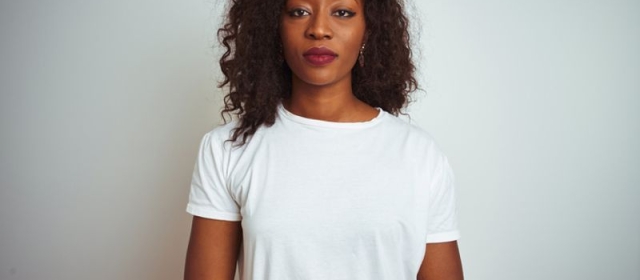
[410,0,639,279]
[0,0,637,280]
[0,0,226,279]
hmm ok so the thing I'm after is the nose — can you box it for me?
[305,13,333,40]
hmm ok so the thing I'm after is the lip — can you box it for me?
[303,47,337,66]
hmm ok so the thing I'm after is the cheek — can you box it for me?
[343,33,365,58]
[281,39,298,65]
[340,22,366,57]
[280,27,300,55]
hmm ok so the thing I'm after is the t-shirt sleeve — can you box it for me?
[425,155,461,243]
[186,131,242,221]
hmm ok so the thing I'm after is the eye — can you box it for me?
[333,9,356,18]
[288,8,310,17]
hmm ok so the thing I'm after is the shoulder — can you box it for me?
[382,112,440,147]
[200,118,275,152]
[199,120,241,150]
[207,120,239,139]
[378,112,451,166]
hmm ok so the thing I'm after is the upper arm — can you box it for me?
[184,216,243,280]
[417,241,464,280]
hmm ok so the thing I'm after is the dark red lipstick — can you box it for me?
[303,47,337,66]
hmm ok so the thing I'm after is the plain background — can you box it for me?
[0,0,638,279]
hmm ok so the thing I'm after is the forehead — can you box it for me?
[285,0,362,5]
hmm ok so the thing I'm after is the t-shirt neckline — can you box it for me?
[277,103,386,129]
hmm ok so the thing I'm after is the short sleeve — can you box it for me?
[186,131,242,221]
[425,156,460,243]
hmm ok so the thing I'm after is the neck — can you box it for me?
[286,76,377,122]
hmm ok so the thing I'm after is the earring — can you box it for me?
[358,43,365,67]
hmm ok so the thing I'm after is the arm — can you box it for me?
[184,216,243,280]
[417,241,464,280]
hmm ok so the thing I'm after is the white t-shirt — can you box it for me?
[187,104,460,280]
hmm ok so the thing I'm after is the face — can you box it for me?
[280,0,366,88]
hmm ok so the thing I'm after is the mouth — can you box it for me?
[303,47,337,66]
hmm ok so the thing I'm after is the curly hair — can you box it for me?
[217,0,417,145]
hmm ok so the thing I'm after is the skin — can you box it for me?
[419,241,465,280]
[280,0,378,122]
[184,217,242,280]
[184,0,464,279]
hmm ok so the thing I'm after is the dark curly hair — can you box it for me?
[218,0,417,145]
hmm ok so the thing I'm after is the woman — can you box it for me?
[185,0,463,279]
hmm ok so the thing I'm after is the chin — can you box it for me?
[294,69,351,88]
